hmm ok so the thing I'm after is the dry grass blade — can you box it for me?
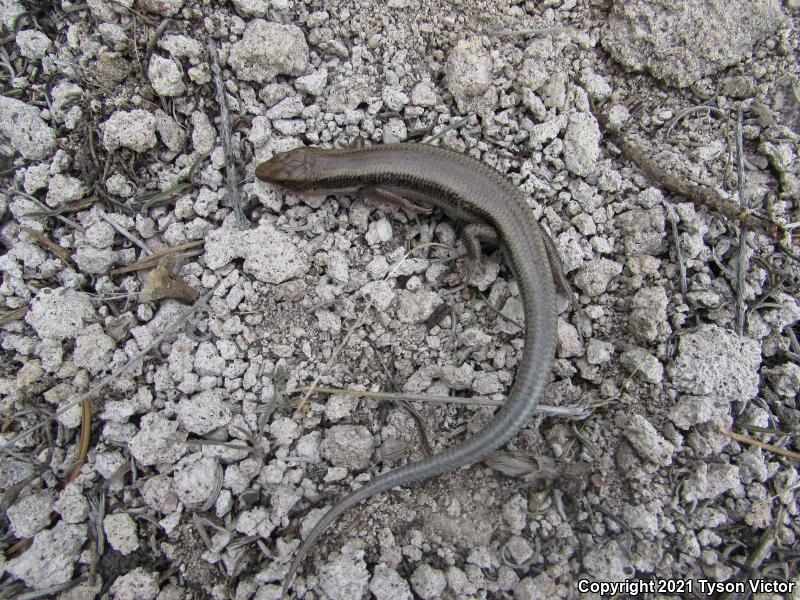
[19,225,74,267]
[208,39,245,230]
[733,107,748,336]
[295,242,448,411]
[67,397,92,483]
[0,305,27,326]
[291,385,594,419]
[724,429,800,461]
[53,290,214,421]
[110,239,204,276]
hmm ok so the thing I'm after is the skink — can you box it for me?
[256,143,560,595]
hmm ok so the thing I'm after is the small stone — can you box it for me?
[582,539,632,580]
[318,543,370,600]
[102,110,157,152]
[295,68,328,96]
[229,20,309,84]
[623,414,674,466]
[129,413,187,466]
[411,82,437,107]
[104,512,139,555]
[682,463,742,502]
[382,87,409,112]
[25,288,95,340]
[396,290,441,324]
[320,425,374,470]
[365,218,392,244]
[138,0,183,16]
[268,416,300,447]
[586,339,613,364]
[445,37,496,114]
[557,318,584,358]
[629,287,670,342]
[177,388,232,434]
[620,347,664,384]
[505,535,533,564]
[204,224,309,284]
[669,324,761,401]
[514,572,559,600]
[141,474,179,513]
[410,564,447,600]
[73,245,116,274]
[4,521,87,589]
[573,258,622,296]
[563,112,601,177]
[74,323,116,374]
[370,564,412,600]
[15,29,51,60]
[0,95,56,160]
[266,96,304,119]
[174,455,220,507]
[6,489,55,538]
[54,484,89,523]
[148,54,185,97]
[109,567,159,600]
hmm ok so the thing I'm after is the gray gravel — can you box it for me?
[1,0,799,598]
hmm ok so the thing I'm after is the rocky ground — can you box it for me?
[0,0,799,599]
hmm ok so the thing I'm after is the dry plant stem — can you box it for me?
[144,18,171,68]
[19,225,74,267]
[0,421,54,511]
[291,385,592,419]
[54,291,214,421]
[723,429,800,461]
[110,239,203,275]
[661,200,687,294]
[617,134,780,238]
[665,105,724,138]
[208,39,245,230]
[0,305,28,326]
[734,108,748,336]
[98,211,149,254]
[16,192,83,231]
[422,115,471,145]
[67,397,92,482]
[592,103,787,243]
[719,506,782,600]
[14,576,88,600]
[295,243,448,411]
[489,26,570,37]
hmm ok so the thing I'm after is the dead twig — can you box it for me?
[291,385,594,419]
[144,18,171,68]
[733,108,748,336]
[208,39,245,230]
[591,102,791,246]
[0,305,28,326]
[67,397,92,482]
[723,429,800,461]
[19,225,74,267]
[109,239,203,276]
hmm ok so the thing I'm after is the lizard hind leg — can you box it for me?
[460,223,497,281]
[540,229,581,312]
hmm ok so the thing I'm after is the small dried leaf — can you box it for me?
[485,450,592,483]
[141,264,199,302]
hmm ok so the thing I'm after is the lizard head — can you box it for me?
[256,147,319,192]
